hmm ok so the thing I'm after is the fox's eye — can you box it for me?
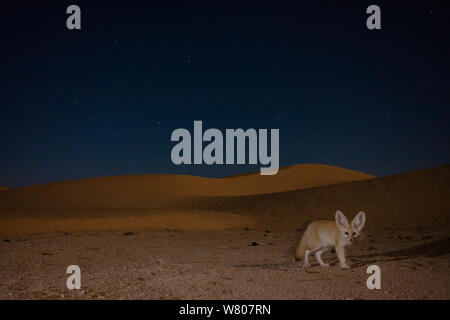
[344,232,349,236]
[353,232,357,236]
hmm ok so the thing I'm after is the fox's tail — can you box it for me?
[295,236,306,261]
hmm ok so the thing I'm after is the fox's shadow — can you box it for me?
[349,237,450,268]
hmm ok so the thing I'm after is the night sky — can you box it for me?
[1,1,449,187]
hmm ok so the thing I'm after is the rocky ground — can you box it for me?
[1,224,448,300]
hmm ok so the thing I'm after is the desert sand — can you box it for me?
[0,164,449,299]
[0,164,373,234]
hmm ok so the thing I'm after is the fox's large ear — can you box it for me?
[352,211,366,232]
[335,210,349,228]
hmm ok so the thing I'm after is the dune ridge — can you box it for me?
[192,165,450,230]
[0,164,373,214]
[1,164,448,235]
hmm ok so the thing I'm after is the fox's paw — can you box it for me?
[320,263,330,267]
[340,263,350,269]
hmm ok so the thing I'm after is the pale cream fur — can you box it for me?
[295,210,366,269]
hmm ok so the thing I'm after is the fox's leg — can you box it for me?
[304,250,311,267]
[315,248,329,267]
[335,246,350,269]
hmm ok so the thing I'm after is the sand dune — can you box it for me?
[0,164,372,214]
[196,165,450,230]
[0,164,372,235]
[1,164,449,235]
[0,210,253,234]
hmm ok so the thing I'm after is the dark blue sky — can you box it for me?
[1,1,449,187]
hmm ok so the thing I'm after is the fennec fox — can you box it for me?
[295,210,366,269]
